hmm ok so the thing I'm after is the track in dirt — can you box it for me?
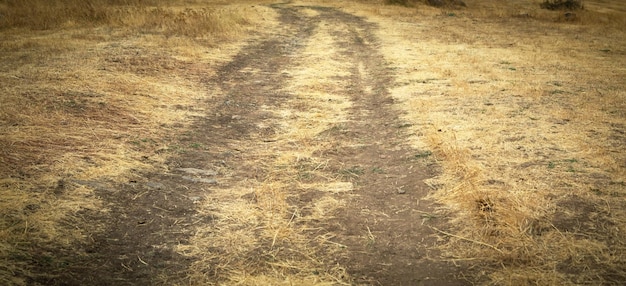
[290,6,468,285]
[36,4,468,285]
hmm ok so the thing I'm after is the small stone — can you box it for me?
[146,181,165,190]
[182,176,217,184]
[177,168,217,176]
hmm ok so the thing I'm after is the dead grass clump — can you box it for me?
[541,0,584,11]
[178,158,350,284]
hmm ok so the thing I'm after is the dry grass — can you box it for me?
[0,1,273,284]
[0,0,268,70]
[0,0,251,38]
[176,17,354,284]
[347,0,626,284]
[3,0,625,284]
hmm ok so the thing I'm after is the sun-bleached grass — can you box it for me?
[0,0,258,39]
[350,0,626,284]
[176,16,354,284]
[0,1,275,284]
[4,0,625,284]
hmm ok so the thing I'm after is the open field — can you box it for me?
[1,0,625,284]
[0,0,277,283]
[350,0,626,283]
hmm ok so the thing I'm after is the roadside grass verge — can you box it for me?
[0,1,274,284]
[351,0,626,284]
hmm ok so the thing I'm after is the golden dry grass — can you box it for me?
[3,0,625,284]
[345,0,626,284]
[0,0,253,36]
[0,1,274,284]
[176,16,354,284]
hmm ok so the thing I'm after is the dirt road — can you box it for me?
[38,4,467,285]
[7,0,625,284]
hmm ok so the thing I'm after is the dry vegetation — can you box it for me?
[348,0,626,284]
[1,0,625,284]
[0,0,274,284]
[177,13,355,284]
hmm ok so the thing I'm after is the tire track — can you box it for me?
[177,4,470,284]
[45,4,470,285]
[286,6,470,285]
[40,5,319,285]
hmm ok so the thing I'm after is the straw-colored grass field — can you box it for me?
[347,0,626,283]
[0,0,276,284]
[1,0,624,284]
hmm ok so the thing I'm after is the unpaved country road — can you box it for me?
[44,3,469,285]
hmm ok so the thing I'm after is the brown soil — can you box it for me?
[29,4,471,285]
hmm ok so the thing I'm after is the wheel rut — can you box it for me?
[38,4,469,285]
[294,6,469,285]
